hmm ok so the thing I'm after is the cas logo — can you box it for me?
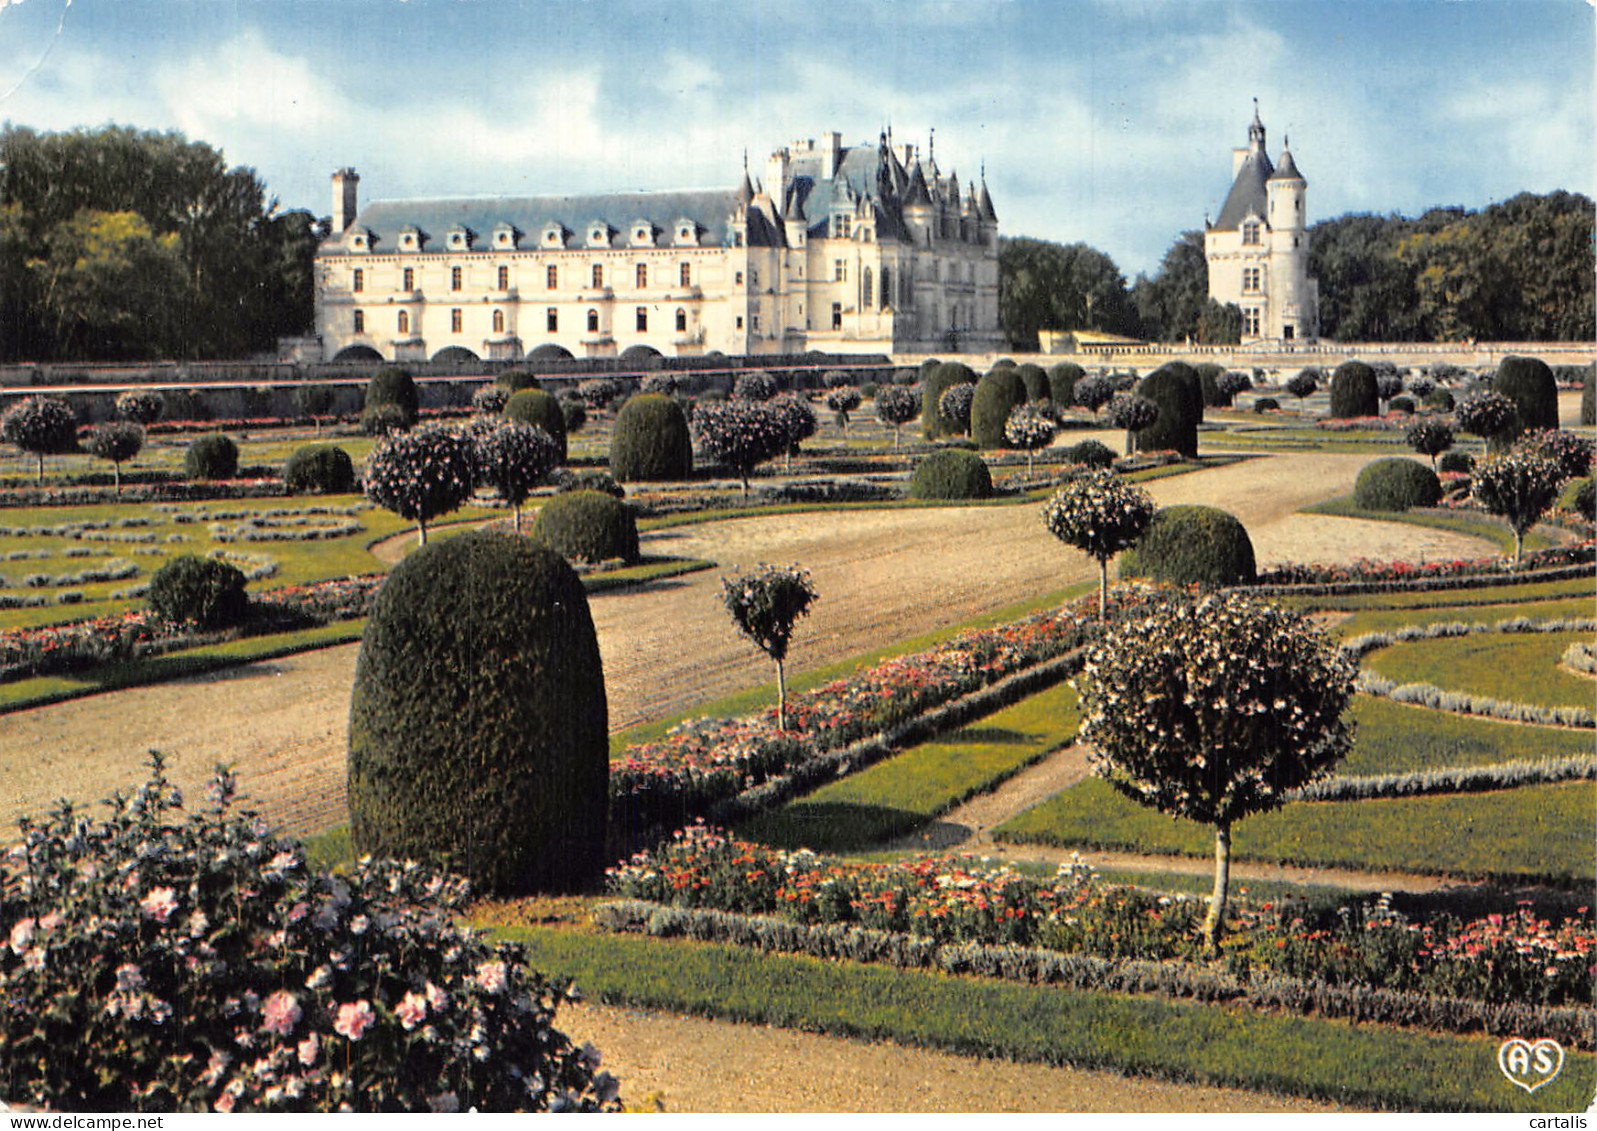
[1498,1038,1564,1094]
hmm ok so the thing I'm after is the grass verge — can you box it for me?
[1283,574,1593,615]
[498,925,1594,1112]
[993,778,1596,885]
[1364,631,1594,712]
[737,682,1082,852]
[1340,695,1597,776]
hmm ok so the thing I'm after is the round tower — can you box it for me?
[1266,138,1316,341]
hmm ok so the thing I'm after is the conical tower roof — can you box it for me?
[977,177,997,222]
[904,162,933,209]
[1269,138,1304,182]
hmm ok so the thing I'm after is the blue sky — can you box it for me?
[0,0,1590,277]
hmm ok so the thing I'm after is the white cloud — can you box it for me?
[152,28,349,138]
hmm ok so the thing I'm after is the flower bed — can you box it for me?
[604,826,1596,1020]
[0,479,292,509]
[1253,542,1595,594]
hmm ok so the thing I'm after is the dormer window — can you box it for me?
[674,220,700,247]
[631,221,656,247]
[447,226,473,251]
[1242,220,1262,245]
[586,223,612,248]
[541,224,568,249]
[492,224,520,250]
[833,214,852,238]
[347,228,371,253]
[399,227,423,252]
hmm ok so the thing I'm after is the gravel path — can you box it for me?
[2,453,1495,838]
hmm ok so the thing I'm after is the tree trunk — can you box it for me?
[417,516,429,546]
[1203,823,1232,951]
[36,452,44,486]
[1513,527,1524,565]
[513,503,522,535]
[893,424,900,451]
[113,461,122,497]
[776,656,787,731]
[1098,557,1109,620]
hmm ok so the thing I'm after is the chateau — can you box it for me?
[313,130,1002,363]
[1204,106,1319,343]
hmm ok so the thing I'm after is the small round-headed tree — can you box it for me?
[1494,355,1558,434]
[824,386,861,432]
[2,396,78,484]
[1374,369,1405,409]
[292,383,338,435]
[364,424,477,545]
[504,389,568,458]
[1472,450,1566,564]
[971,368,1027,449]
[1404,418,1455,469]
[115,389,165,427]
[1456,390,1520,453]
[474,421,561,533]
[1328,361,1378,419]
[1284,368,1319,404]
[1134,364,1200,456]
[821,369,853,389]
[922,361,976,438]
[768,392,818,471]
[692,398,788,496]
[938,381,976,436]
[1042,469,1155,617]
[733,371,780,401]
[84,420,144,495]
[1047,362,1085,407]
[610,393,693,481]
[349,531,608,895]
[873,384,921,449]
[720,563,817,730]
[1004,402,1058,474]
[1071,374,1115,416]
[1105,394,1159,455]
[1078,593,1355,948]
[1517,429,1594,481]
[362,366,420,433]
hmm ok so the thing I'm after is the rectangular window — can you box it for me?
[675,308,687,332]
[547,308,558,332]
[546,264,558,289]
[831,302,842,331]
[636,307,648,332]
[833,260,847,282]
[1242,221,1261,246]
[735,316,743,330]
[451,266,463,291]
[451,308,463,333]
[834,215,851,238]
[751,313,760,334]
[403,267,415,291]
[679,262,691,287]
[735,271,744,285]
[352,268,363,292]
[497,265,510,291]
[353,309,365,333]
[1242,308,1261,336]
[592,264,604,289]
[636,263,648,289]
[1242,267,1261,293]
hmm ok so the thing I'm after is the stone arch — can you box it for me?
[620,344,663,363]
[431,346,481,365]
[529,344,575,361]
[332,345,383,363]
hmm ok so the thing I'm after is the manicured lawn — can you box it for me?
[737,682,1082,852]
[1284,575,1594,615]
[1364,631,1595,711]
[1340,695,1597,775]
[1333,594,1595,635]
[499,925,1594,1112]
[993,778,1595,884]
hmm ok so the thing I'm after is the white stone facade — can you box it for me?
[1204,108,1319,343]
[313,131,1002,364]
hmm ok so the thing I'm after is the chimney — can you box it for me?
[765,148,790,210]
[821,131,842,180]
[332,168,359,233]
[1231,147,1249,178]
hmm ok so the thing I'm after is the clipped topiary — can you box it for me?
[970,367,1027,449]
[1329,361,1378,419]
[1439,450,1475,475]
[495,369,541,393]
[2,395,78,484]
[909,448,992,500]
[1047,362,1084,407]
[1353,457,1443,511]
[734,371,779,401]
[1065,438,1116,469]
[284,444,356,495]
[1133,363,1200,457]
[184,433,239,480]
[1424,387,1456,412]
[1195,363,1226,409]
[1494,355,1558,435]
[1253,396,1280,413]
[148,553,249,628]
[1014,363,1049,402]
[115,389,165,426]
[611,393,692,481]
[348,532,608,895]
[559,395,588,434]
[921,361,976,439]
[1582,365,1595,427]
[505,389,568,458]
[530,489,640,563]
[1119,505,1256,589]
[362,366,419,432]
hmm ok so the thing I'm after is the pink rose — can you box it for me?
[333,1000,375,1042]
[297,1032,320,1066]
[474,960,507,995]
[8,918,35,954]
[140,886,179,923]
[425,981,450,1012]
[261,990,302,1037]
[395,990,427,1030]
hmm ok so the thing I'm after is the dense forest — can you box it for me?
[1001,189,1595,349]
[0,125,320,363]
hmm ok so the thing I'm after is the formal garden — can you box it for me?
[0,354,1593,1112]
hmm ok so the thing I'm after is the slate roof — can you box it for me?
[1214,149,1275,230]
[1269,145,1303,182]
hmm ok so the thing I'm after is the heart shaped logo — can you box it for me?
[1498,1038,1564,1094]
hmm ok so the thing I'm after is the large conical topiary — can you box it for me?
[348,532,609,895]
[971,368,1028,449]
[1329,361,1378,419]
[921,361,976,439]
[610,393,692,481]
[1494,355,1558,435]
[1134,363,1201,457]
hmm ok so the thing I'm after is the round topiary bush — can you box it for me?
[1439,450,1476,475]
[922,361,977,439]
[115,389,165,426]
[971,368,1027,449]
[148,553,249,628]
[734,371,779,401]
[284,444,356,494]
[495,369,541,393]
[184,433,238,480]
[530,489,639,563]
[1425,387,1456,412]
[1119,505,1256,589]
[1494,355,1558,434]
[362,367,419,432]
[505,389,568,457]
[1388,395,1416,415]
[558,395,587,434]
[1014,363,1049,402]
[1065,438,1116,469]
[1329,361,1378,419]
[1133,363,1201,457]
[610,393,692,481]
[1254,396,1280,413]
[348,532,609,895]
[909,448,992,500]
[1047,362,1084,406]
[472,384,511,415]
[1353,457,1443,512]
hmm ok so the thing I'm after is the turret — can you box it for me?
[1266,137,1306,232]
[332,168,359,234]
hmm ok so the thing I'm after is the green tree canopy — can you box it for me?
[998,237,1137,349]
